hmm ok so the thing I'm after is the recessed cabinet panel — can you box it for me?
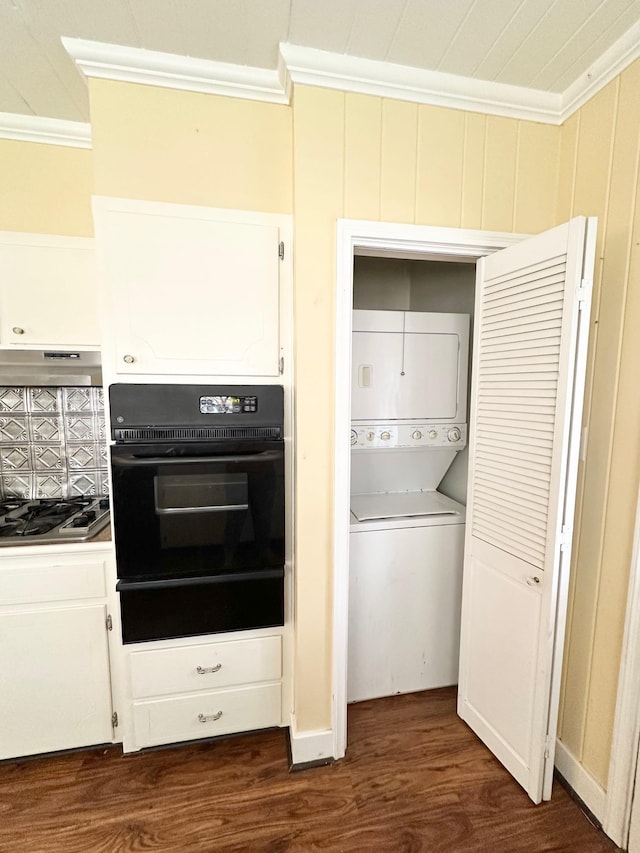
[94,199,287,377]
[0,604,113,759]
[0,233,99,348]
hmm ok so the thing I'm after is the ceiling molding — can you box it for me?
[279,43,562,125]
[0,112,91,148]
[62,37,289,105]
[560,18,640,122]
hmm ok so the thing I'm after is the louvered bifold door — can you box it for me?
[457,217,596,804]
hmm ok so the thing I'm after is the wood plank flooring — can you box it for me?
[0,688,619,852]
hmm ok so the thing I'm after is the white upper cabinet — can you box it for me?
[0,232,100,349]
[93,197,291,378]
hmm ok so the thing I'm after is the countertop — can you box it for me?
[90,523,112,543]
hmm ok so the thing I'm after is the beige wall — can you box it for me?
[557,58,640,786]
[291,84,561,730]
[89,79,292,213]
[0,139,93,235]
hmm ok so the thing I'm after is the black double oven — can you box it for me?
[109,384,285,644]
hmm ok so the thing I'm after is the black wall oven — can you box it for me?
[110,384,285,644]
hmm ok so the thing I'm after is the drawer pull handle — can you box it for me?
[196,664,222,675]
[198,711,222,723]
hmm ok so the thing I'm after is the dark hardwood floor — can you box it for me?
[0,688,619,852]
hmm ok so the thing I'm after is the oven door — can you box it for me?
[111,440,285,582]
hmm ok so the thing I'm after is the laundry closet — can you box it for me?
[348,255,476,704]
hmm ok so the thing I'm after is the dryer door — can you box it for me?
[351,311,469,421]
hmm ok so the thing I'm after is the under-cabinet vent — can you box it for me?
[113,426,282,443]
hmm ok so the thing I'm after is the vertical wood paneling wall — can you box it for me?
[0,139,93,235]
[557,58,640,785]
[89,79,293,214]
[292,84,560,732]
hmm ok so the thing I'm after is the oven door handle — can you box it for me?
[155,504,249,515]
[116,568,284,590]
[111,450,282,467]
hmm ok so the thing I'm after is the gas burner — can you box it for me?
[0,498,27,514]
[0,497,110,546]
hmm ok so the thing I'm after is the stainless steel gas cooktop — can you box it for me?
[0,496,110,546]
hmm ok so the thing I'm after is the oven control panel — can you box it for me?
[199,395,258,415]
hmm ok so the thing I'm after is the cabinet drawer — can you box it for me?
[0,559,106,605]
[130,635,282,699]
[132,682,282,747]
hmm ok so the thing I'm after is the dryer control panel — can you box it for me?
[351,423,467,450]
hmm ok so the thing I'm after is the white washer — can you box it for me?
[348,497,465,704]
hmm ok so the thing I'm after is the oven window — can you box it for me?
[154,473,249,549]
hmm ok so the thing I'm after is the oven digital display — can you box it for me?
[199,395,257,414]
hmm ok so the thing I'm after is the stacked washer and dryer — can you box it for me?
[348,308,471,703]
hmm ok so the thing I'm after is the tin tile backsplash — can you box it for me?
[0,386,107,499]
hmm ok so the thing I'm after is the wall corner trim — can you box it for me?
[554,739,606,823]
[560,19,640,122]
[289,714,335,766]
[61,36,289,106]
[0,112,91,149]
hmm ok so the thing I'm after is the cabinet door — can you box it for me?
[94,198,286,377]
[0,233,99,348]
[0,604,113,759]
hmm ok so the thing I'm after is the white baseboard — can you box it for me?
[289,714,334,766]
[555,739,606,822]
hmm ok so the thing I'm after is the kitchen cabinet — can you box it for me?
[92,197,292,378]
[0,232,100,349]
[0,548,115,760]
[125,633,283,750]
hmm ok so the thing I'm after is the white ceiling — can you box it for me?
[2,0,640,123]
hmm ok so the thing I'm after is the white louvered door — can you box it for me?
[457,216,596,804]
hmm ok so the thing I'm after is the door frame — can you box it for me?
[332,219,525,759]
[603,485,640,847]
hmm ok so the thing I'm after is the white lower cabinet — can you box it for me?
[127,634,283,750]
[0,549,114,761]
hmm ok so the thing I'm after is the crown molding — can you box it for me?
[560,18,640,122]
[62,37,288,105]
[279,43,562,125]
[0,111,91,148]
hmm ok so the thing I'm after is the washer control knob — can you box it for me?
[447,427,462,443]
[428,429,438,440]
[380,431,391,441]
[367,431,375,441]
[351,429,358,446]
[411,430,422,440]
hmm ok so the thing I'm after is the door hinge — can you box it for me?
[544,735,552,760]
[577,278,591,310]
[106,614,113,631]
[278,241,285,261]
[559,524,572,552]
[111,711,118,728]
[279,355,284,375]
